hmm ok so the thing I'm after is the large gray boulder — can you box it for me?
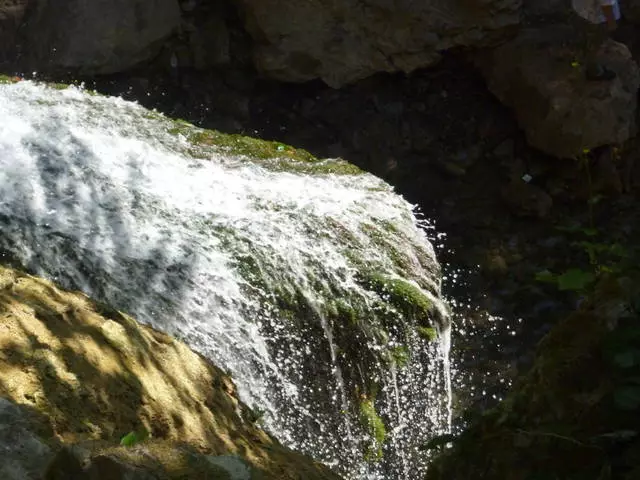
[234,0,522,87]
[21,0,180,74]
[476,25,640,158]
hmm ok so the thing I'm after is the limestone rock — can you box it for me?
[234,0,522,87]
[21,0,181,74]
[0,264,342,480]
[476,26,640,159]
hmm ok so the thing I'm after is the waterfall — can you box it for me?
[0,79,451,479]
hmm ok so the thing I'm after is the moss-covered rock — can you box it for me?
[429,274,640,480]
[359,397,387,461]
[165,119,363,175]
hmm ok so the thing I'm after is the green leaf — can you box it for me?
[535,270,557,284]
[120,428,149,447]
[556,269,595,291]
[614,386,640,410]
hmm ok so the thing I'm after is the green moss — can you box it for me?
[0,74,20,84]
[416,326,438,342]
[359,223,415,276]
[166,120,363,175]
[330,299,358,325]
[387,345,411,368]
[360,273,434,325]
[359,398,387,461]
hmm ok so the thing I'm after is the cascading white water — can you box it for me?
[0,80,450,479]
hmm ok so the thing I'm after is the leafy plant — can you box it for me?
[120,427,150,447]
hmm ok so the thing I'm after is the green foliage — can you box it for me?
[120,427,150,447]
[536,150,628,294]
[535,268,595,293]
[556,268,596,292]
[387,345,411,368]
[535,226,628,293]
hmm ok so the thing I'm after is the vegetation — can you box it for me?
[359,396,387,461]
[360,273,434,326]
[166,119,363,175]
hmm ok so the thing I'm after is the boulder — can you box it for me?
[20,0,181,74]
[233,0,522,87]
[0,398,55,480]
[476,26,640,158]
[0,264,342,480]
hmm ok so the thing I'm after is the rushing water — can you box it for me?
[0,80,451,478]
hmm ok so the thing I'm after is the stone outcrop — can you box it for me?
[233,0,521,87]
[19,0,181,74]
[476,25,640,158]
[0,264,341,480]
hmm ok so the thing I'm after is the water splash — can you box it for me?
[0,80,451,478]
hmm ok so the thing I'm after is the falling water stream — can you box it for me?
[0,80,451,479]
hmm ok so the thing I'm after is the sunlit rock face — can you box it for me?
[0,80,451,479]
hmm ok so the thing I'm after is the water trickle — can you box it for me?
[0,80,451,478]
